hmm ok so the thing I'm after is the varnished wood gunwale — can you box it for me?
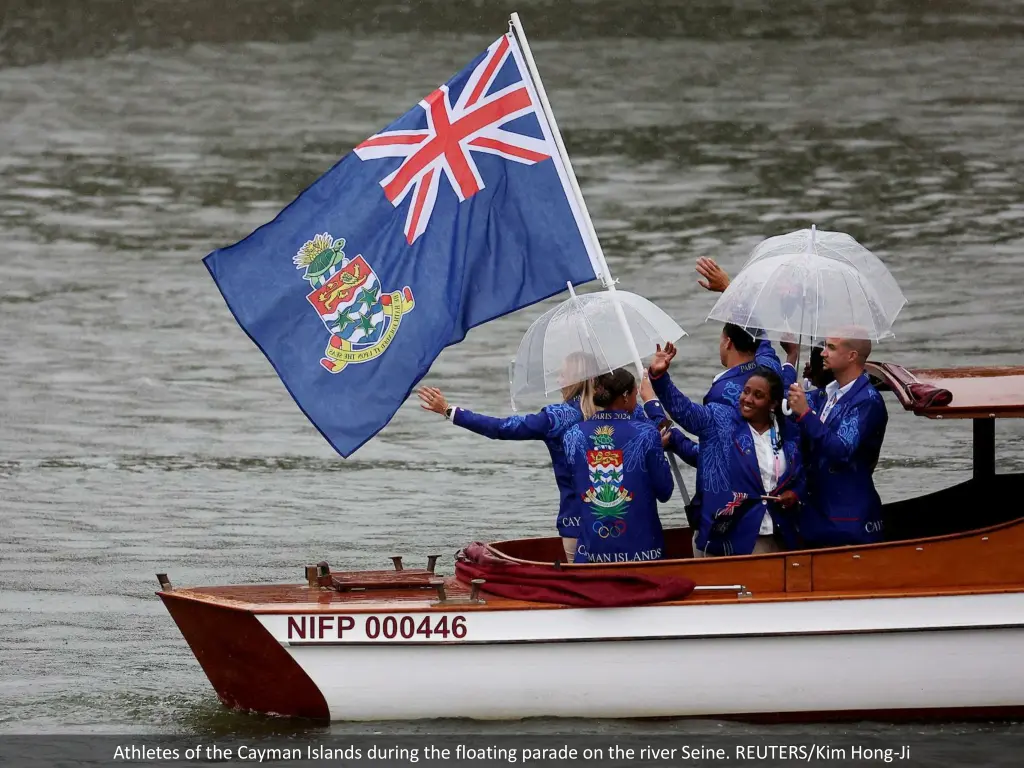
[159,581,1024,614]
[488,514,1024,593]
[492,512,1024,565]
[156,514,1024,613]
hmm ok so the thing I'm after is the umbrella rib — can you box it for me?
[580,304,613,377]
[837,271,875,341]
[840,271,856,339]
[721,235,901,345]
[816,241,862,270]
[852,273,881,340]
[568,296,615,391]
[741,262,784,335]
[534,292,684,398]
[818,240,906,319]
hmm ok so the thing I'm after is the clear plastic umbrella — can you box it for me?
[706,225,907,343]
[510,285,686,409]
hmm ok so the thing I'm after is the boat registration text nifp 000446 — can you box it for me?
[276,613,469,643]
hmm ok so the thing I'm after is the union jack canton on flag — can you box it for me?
[204,32,603,457]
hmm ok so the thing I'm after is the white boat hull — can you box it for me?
[256,592,1024,720]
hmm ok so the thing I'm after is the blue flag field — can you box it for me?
[204,33,601,456]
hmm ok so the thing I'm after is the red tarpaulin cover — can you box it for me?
[454,542,696,608]
[908,382,953,408]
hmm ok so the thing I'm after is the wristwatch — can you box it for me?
[444,405,454,421]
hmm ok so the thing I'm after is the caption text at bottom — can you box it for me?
[113,743,914,763]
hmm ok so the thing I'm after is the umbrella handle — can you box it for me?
[779,330,805,418]
[667,453,692,515]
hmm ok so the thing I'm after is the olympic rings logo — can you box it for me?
[593,519,627,538]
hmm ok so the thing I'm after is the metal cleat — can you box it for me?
[469,578,485,602]
[426,555,439,574]
[156,573,173,591]
[432,579,447,602]
[391,556,404,571]
[431,578,487,606]
[316,561,333,588]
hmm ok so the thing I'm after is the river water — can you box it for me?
[1,0,1022,754]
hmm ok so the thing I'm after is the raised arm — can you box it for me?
[647,343,715,437]
[418,386,571,441]
[649,372,715,438]
[754,339,783,375]
[778,338,801,389]
[781,363,799,391]
[638,371,669,426]
[454,408,556,440]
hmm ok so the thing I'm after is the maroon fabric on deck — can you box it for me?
[908,382,953,408]
[454,542,696,608]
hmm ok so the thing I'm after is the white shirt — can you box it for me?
[749,423,787,535]
[819,377,858,423]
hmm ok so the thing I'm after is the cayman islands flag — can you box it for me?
[204,32,602,456]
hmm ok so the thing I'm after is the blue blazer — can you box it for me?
[652,372,805,556]
[795,374,888,547]
[705,340,784,408]
[663,343,784,470]
[453,398,668,539]
[686,340,785,526]
[562,410,674,563]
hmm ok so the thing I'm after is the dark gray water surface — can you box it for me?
[1,0,1023,747]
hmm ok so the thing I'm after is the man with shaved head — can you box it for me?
[786,333,888,547]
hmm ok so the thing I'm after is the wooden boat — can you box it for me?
[157,362,1024,722]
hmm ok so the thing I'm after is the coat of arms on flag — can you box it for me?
[293,233,415,373]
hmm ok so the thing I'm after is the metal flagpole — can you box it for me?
[508,13,691,510]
